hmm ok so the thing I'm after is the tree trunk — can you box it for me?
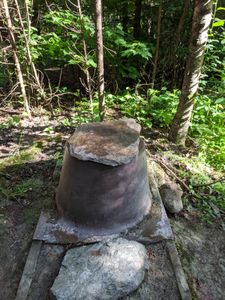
[77,0,93,110]
[151,0,162,89]
[209,0,218,34]
[14,0,44,98]
[172,0,191,86]
[2,0,31,118]
[133,0,142,39]
[168,0,213,145]
[122,0,128,33]
[95,0,105,121]
[175,0,191,53]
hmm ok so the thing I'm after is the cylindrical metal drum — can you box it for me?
[56,119,152,235]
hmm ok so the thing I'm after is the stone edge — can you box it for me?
[147,158,192,300]
[15,240,42,300]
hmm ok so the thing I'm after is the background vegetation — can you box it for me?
[0,0,224,221]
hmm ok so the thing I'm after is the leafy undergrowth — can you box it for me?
[105,89,225,171]
[103,89,225,223]
[161,150,225,223]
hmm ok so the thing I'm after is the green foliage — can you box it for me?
[30,9,151,82]
[147,89,179,126]
[0,178,43,203]
[109,89,225,171]
[0,116,21,129]
[166,152,225,222]
[106,90,152,127]
[191,94,225,170]
[106,88,178,128]
[188,174,225,221]
[104,24,152,80]
[43,126,55,134]
[203,6,225,88]
[0,147,40,172]
[105,88,224,172]
[30,9,95,69]
[59,99,100,127]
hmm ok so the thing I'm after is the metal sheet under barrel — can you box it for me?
[56,119,152,235]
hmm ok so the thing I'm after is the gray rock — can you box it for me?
[159,182,183,213]
[50,238,148,300]
[67,118,141,166]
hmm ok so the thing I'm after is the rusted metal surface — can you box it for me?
[56,138,152,235]
[33,211,119,244]
[33,161,173,244]
[34,119,155,243]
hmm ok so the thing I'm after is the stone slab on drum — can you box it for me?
[50,238,148,300]
[68,118,141,166]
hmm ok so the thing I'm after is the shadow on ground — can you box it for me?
[0,113,72,300]
[0,158,60,300]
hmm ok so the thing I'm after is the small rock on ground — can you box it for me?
[159,182,183,214]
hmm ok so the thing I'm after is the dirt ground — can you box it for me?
[171,217,225,300]
[0,111,224,300]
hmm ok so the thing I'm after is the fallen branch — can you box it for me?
[146,148,190,192]
[152,154,183,175]
[0,108,21,115]
[209,202,225,216]
[0,171,12,179]
[145,147,206,205]
[193,178,225,188]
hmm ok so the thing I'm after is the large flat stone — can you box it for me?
[50,238,148,300]
[68,118,141,166]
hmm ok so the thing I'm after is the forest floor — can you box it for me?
[0,109,224,300]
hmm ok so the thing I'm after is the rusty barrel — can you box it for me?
[56,119,152,235]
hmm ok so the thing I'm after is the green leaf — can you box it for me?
[87,58,97,68]
[213,20,225,27]
[217,7,225,11]
[215,97,225,104]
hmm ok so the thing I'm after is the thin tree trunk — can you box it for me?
[77,0,93,110]
[151,0,162,89]
[2,0,31,117]
[210,0,218,33]
[133,0,142,39]
[14,0,44,97]
[95,0,105,121]
[172,0,191,86]
[169,0,213,145]
[24,0,31,39]
[122,0,128,33]
[175,0,191,52]
[0,20,11,88]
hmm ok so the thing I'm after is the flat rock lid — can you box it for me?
[67,118,141,166]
